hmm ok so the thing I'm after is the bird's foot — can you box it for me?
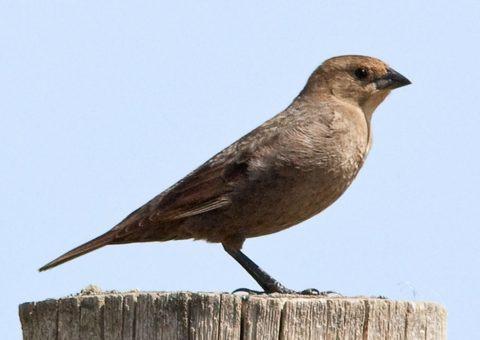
[223,245,340,296]
[232,287,338,296]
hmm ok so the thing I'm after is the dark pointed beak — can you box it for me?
[375,67,411,90]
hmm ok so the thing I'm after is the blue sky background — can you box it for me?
[2,1,479,338]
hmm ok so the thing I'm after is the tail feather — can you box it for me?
[38,230,118,272]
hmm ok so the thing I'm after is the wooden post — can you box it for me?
[19,287,447,340]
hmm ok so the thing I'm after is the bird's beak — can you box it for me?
[375,67,411,90]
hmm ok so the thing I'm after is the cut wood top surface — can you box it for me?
[19,287,447,340]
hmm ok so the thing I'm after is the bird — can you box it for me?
[39,55,411,294]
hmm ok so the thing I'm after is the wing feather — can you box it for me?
[144,153,249,223]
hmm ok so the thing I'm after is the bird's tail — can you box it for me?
[38,229,119,272]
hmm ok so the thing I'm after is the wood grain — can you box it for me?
[19,290,447,340]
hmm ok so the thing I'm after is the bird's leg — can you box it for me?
[222,244,319,295]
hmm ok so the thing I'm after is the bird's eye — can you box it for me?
[354,68,368,80]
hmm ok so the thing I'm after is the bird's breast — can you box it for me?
[239,108,371,237]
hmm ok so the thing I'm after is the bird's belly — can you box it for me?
[239,167,359,237]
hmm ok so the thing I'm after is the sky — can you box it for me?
[1,1,479,338]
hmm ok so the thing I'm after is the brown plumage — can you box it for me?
[39,55,410,293]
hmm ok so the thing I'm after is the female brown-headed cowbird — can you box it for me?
[39,55,410,294]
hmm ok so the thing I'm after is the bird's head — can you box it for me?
[304,55,411,119]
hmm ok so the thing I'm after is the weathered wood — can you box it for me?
[19,288,447,340]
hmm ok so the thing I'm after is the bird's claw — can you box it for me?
[231,287,335,296]
[232,287,264,295]
[299,288,320,295]
[317,290,343,297]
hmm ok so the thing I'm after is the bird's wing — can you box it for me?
[145,155,248,222]
[125,138,258,225]
[116,115,285,230]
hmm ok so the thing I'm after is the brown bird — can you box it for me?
[39,55,410,294]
